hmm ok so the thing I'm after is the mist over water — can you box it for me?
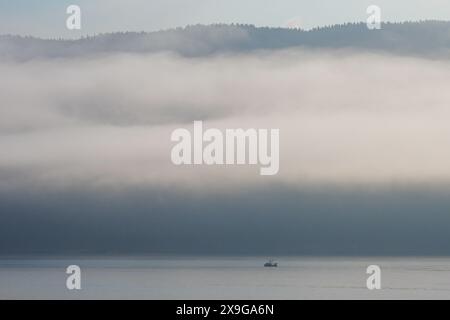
[2,24,450,266]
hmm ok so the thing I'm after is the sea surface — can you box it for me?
[1,256,450,299]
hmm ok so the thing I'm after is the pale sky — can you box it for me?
[1,0,450,38]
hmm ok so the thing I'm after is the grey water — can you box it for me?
[1,256,450,299]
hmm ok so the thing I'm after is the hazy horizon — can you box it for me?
[2,19,450,39]
[3,0,450,38]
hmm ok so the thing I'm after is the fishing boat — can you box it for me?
[264,259,278,267]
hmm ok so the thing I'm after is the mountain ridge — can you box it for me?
[1,20,450,60]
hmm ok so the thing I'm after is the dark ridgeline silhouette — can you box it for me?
[1,21,450,60]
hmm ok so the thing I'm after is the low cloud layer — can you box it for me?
[1,50,450,192]
[3,47,450,255]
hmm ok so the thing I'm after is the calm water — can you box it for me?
[1,256,450,299]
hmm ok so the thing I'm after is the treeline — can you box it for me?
[1,20,450,60]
